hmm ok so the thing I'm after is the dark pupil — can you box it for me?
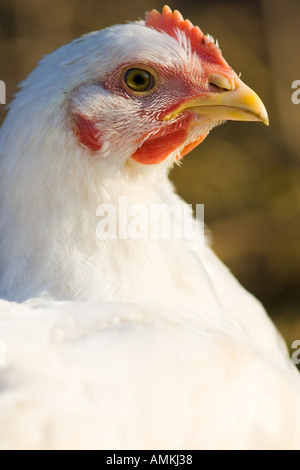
[133,74,145,85]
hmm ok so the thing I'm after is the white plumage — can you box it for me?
[0,6,299,449]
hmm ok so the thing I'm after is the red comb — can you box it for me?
[145,5,226,66]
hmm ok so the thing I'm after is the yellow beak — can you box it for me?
[164,76,269,126]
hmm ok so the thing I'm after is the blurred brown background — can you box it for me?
[0,0,299,361]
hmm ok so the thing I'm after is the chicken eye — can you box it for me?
[124,68,155,92]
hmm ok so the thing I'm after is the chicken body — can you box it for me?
[0,6,299,450]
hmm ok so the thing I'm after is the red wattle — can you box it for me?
[178,132,209,159]
[132,127,188,164]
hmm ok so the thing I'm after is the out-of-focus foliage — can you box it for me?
[0,0,299,357]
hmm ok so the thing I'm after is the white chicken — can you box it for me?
[0,6,299,450]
